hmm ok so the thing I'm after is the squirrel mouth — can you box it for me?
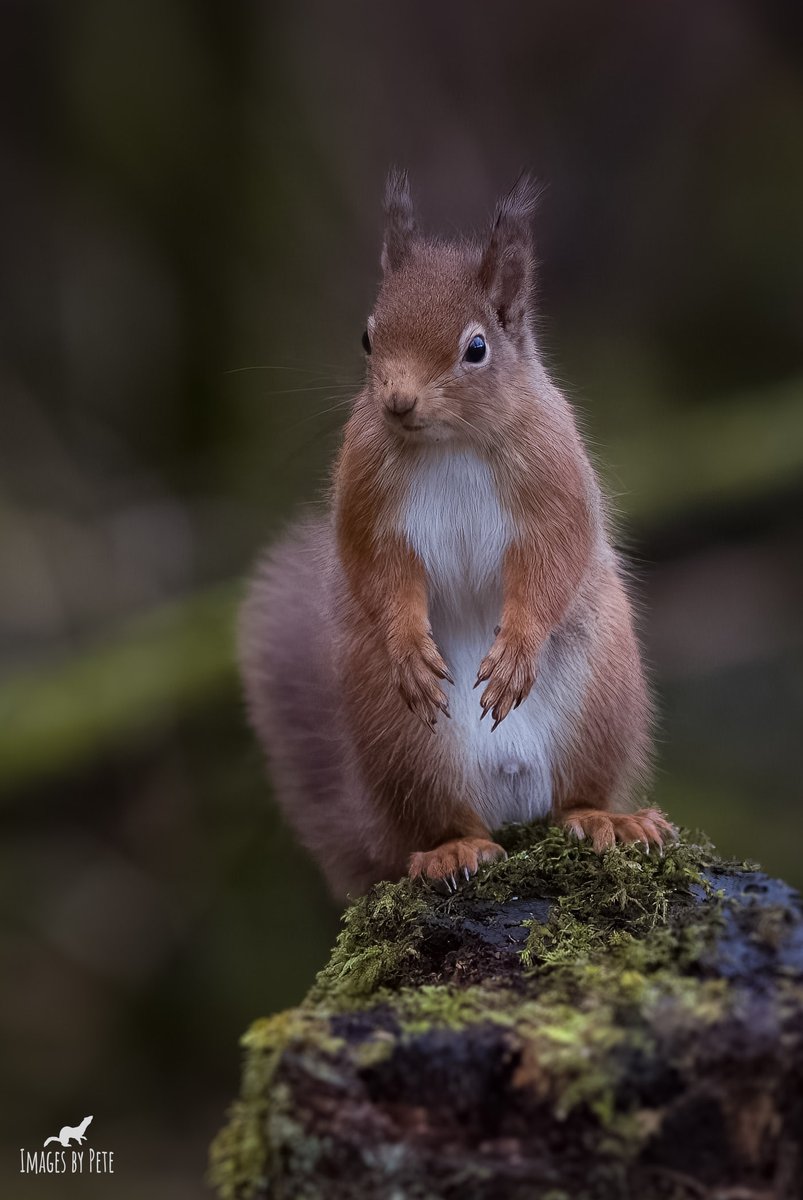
[383,409,429,436]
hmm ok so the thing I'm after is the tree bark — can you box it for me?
[210,824,803,1200]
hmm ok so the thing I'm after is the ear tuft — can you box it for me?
[381,167,415,274]
[479,172,541,340]
[490,171,541,231]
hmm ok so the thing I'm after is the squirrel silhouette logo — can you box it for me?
[43,1116,93,1148]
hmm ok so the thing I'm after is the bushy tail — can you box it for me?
[239,518,375,896]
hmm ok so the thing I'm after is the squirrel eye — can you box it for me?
[361,329,372,355]
[464,334,487,364]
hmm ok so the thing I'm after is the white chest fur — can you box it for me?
[400,448,511,603]
[399,448,578,828]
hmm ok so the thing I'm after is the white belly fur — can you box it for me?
[400,447,586,829]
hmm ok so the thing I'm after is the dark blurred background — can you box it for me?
[1,0,802,1195]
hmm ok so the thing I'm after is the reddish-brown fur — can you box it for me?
[239,171,672,899]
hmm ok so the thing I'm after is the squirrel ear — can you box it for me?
[381,167,415,274]
[479,173,540,339]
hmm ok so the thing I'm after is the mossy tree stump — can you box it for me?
[210,825,803,1199]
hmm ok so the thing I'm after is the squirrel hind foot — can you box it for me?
[561,806,676,854]
[408,837,507,892]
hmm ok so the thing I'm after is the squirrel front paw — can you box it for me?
[475,630,536,730]
[390,633,453,730]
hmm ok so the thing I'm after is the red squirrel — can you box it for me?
[240,170,673,899]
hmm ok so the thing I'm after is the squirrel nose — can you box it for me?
[386,392,418,417]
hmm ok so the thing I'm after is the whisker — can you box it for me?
[222,362,358,377]
[279,396,356,431]
[443,407,484,438]
[270,395,355,442]
[275,413,348,469]
[245,383,357,397]
[308,396,356,417]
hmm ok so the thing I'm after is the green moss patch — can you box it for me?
[310,823,720,1007]
[210,822,803,1200]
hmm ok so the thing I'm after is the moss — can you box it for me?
[350,1028,398,1068]
[386,963,728,1157]
[393,983,504,1034]
[211,822,800,1199]
[309,879,432,1004]
[208,1010,344,1200]
[311,822,718,1011]
[487,821,716,916]
[389,981,633,1129]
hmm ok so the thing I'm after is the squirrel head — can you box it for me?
[361,169,540,445]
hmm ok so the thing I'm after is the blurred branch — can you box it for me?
[604,374,803,526]
[0,584,238,791]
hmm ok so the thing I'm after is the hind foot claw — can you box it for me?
[562,806,676,854]
[409,837,507,892]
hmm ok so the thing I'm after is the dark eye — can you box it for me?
[361,329,372,355]
[464,334,486,364]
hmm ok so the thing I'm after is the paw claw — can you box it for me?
[392,634,452,730]
[408,838,506,887]
[561,807,674,855]
[475,630,536,730]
